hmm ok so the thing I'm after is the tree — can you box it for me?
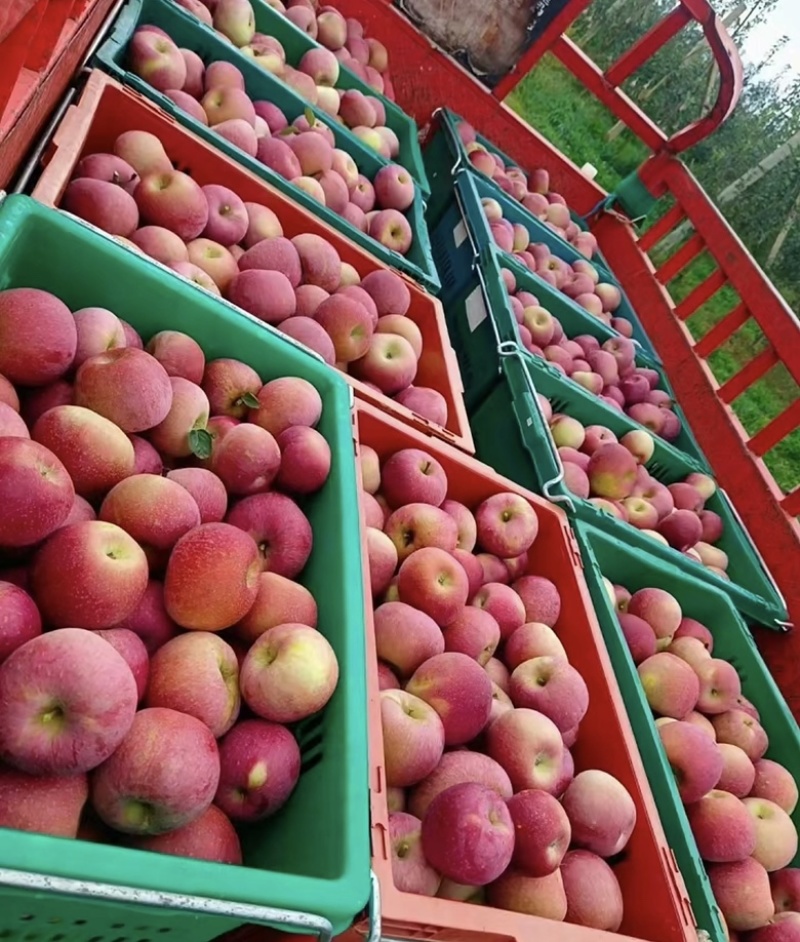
[519,0,800,307]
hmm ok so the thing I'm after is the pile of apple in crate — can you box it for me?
[0,281,342,860]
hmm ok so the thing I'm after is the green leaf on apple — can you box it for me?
[238,392,261,409]
[188,428,214,460]
[304,106,316,126]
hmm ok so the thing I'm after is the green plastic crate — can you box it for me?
[444,243,710,468]
[243,0,428,196]
[422,108,617,277]
[573,520,800,942]
[423,108,590,241]
[94,0,439,294]
[469,351,789,628]
[431,168,661,362]
[0,195,370,942]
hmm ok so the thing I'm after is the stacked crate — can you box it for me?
[0,4,796,942]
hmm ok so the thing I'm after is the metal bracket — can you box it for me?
[0,868,334,942]
[451,168,482,268]
[365,870,382,942]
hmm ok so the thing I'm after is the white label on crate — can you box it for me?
[466,286,487,332]
[453,219,468,248]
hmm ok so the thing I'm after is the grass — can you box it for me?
[506,57,800,496]
[506,56,649,193]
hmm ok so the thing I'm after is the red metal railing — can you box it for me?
[493,0,744,156]
[590,156,800,706]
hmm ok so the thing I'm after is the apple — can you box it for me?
[442,607,501,665]
[695,658,742,714]
[487,868,567,918]
[91,706,220,834]
[32,521,148,629]
[471,582,526,641]
[717,743,756,798]
[658,719,724,803]
[0,438,75,547]
[421,782,514,885]
[389,811,441,895]
[397,547,469,627]
[486,707,564,793]
[380,689,445,787]
[351,333,417,395]
[475,492,539,558]
[0,628,137,775]
[504,622,566,668]
[507,788,571,875]
[560,849,624,930]
[240,622,338,722]
[214,718,301,822]
[638,652,700,719]
[0,581,42,664]
[128,29,187,92]
[131,803,242,864]
[743,798,799,872]
[408,750,512,819]
[373,601,444,677]
[509,656,589,734]
[406,652,493,745]
[147,632,240,737]
[513,574,562,627]
[561,769,636,857]
[713,709,769,761]
[100,473,201,560]
[226,491,313,579]
[33,405,135,499]
[163,522,261,631]
[627,587,682,650]
[708,857,775,931]
[687,789,757,861]
[0,764,88,837]
[771,868,800,912]
[94,627,149,701]
[752,759,799,814]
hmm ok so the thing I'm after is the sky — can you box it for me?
[740,0,800,87]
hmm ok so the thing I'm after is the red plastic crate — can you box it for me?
[32,69,473,454]
[349,399,696,942]
[0,0,119,188]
